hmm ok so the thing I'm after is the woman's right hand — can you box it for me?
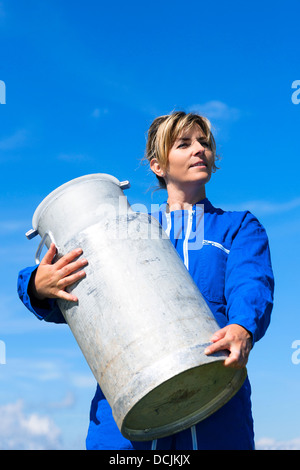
[29,243,88,302]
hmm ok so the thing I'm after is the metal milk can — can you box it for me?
[26,173,246,441]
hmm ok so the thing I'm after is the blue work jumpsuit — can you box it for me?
[17,198,274,450]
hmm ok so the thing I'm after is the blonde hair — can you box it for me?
[145,111,220,189]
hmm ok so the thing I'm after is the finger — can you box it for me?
[204,339,229,355]
[224,353,244,369]
[57,270,86,289]
[40,243,57,265]
[56,289,78,302]
[210,328,227,343]
[58,258,88,278]
[55,248,83,269]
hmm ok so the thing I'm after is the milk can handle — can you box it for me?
[120,180,130,190]
[35,231,56,265]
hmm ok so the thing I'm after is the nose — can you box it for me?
[191,139,205,155]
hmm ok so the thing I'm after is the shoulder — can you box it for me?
[203,200,268,247]
[205,199,248,219]
[206,199,264,226]
[204,199,250,229]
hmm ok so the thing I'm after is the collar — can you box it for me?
[161,198,212,213]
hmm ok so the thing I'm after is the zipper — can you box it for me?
[151,439,157,450]
[165,212,171,237]
[191,425,198,450]
[164,208,198,450]
[183,210,194,270]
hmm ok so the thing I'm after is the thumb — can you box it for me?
[40,243,57,265]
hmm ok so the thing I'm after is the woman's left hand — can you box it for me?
[204,324,252,369]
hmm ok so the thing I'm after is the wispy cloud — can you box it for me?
[221,197,300,217]
[0,294,59,335]
[188,100,240,123]
[256,437,300,450]
[0,129,28,151]
[0,2,5,18]
[48,392,76,410]
[57,152,91,162]
[0,400,62,450]
[0,219,29,234]
[5,357,65,382]
[91,107,109,118]
[70,373,95,389]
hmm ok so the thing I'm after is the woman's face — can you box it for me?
[165,124,214,189]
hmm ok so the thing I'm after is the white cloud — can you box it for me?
[0,293,61,335]
[70,373,96,389]
[2,356,65,383]
[0,400,62,450]
[0,2,5,18]
[48,391,76,410]
[91,107,109,118]
[57,152,89,162]
[0,129,28,151]
[188,100,240,122]
[220,197,300,217]
[256,437,300,450]
[0,219,29,234]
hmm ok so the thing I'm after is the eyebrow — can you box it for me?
[175,135,206,142]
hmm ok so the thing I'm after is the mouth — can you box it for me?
[190,161,207,168]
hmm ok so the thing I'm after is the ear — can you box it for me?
[150,158,165,178]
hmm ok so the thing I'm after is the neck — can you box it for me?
[166,183,206,211]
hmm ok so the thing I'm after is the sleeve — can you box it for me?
[17,265,66,324]
[224,212,274,346]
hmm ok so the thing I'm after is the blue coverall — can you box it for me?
[17,198,274,450]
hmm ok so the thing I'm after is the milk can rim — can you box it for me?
[31,173,123,230]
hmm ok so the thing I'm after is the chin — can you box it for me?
[192,173,211,185]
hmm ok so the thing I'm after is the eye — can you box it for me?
[177,142,189,149]
[198,139,210,148]
[177,140,191,149]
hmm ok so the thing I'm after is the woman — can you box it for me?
[18,111,274,450]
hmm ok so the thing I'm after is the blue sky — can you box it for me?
[0,0,300,450]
